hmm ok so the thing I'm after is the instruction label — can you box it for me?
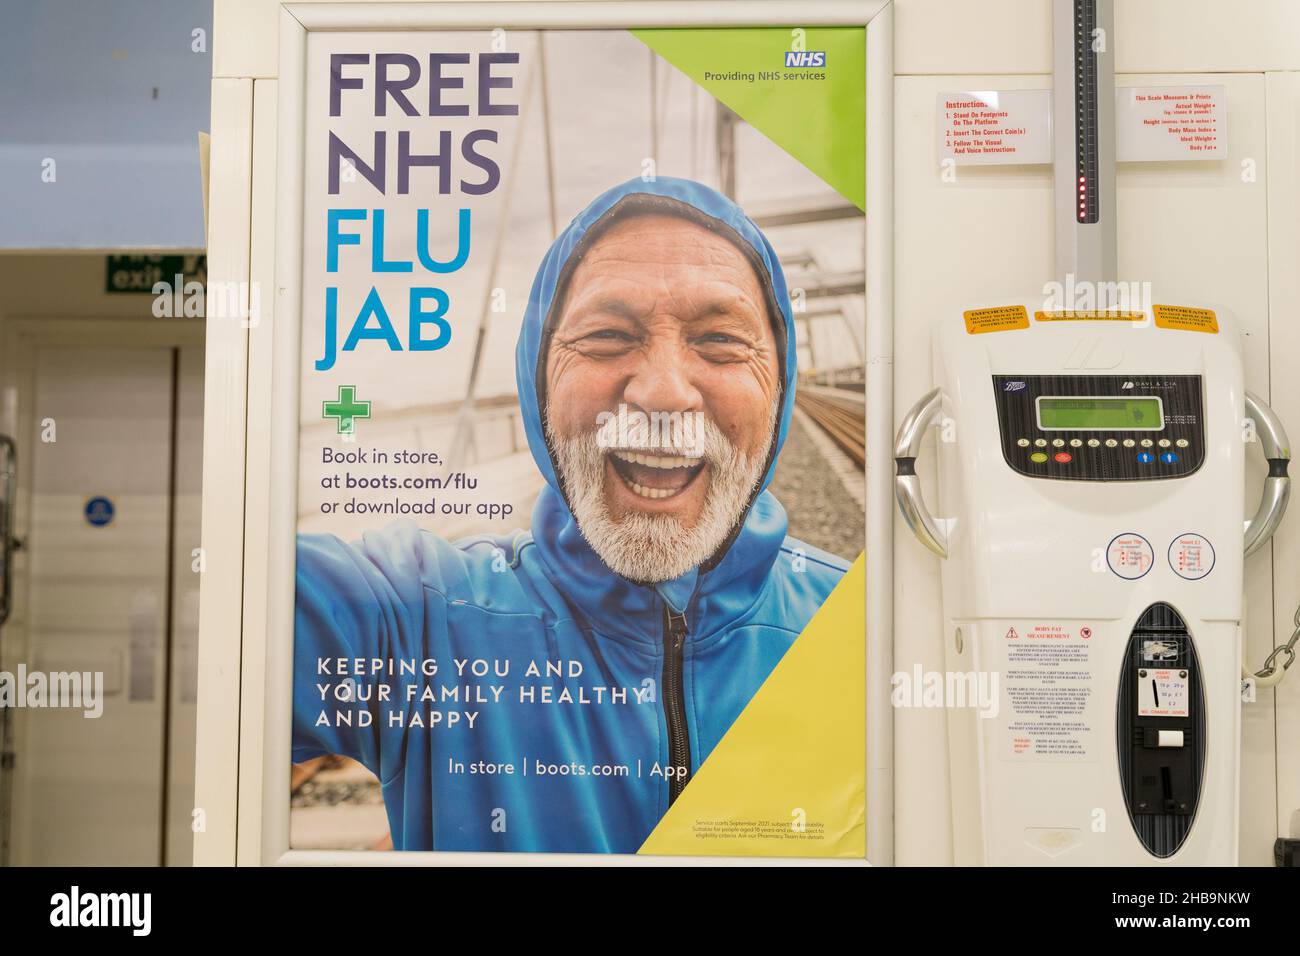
[1107,533,1154,580]
[1137,668,1190,718]
[937,90,1051,166]
[999,623,1098,762]
[1116,85,1226,161]
[938,87,1225,166]
[1152,304,1219,334]
[964,304,1029,334]
[1168,532,1215,581]
[1034,310,1146,322]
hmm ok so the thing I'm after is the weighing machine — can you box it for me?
[893,0,1293,864]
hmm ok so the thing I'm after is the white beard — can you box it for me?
[546,406,777,583]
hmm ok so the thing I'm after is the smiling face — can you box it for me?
[543,212,783,582]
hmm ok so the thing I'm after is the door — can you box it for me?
[7,343,203,865]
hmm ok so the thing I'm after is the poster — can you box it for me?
[288,25,866,857]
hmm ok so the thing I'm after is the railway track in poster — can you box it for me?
[796,385,865,468]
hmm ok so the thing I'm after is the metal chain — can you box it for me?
[1253,605,1300,680]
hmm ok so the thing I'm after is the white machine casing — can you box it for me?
[932,302,1244,866]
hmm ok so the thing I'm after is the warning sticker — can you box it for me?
[998,623,1098,763]
[1137,668,1190,718]
[1034,310,1146,322]
[1152,304,1218,333]
[964,305,1029,334]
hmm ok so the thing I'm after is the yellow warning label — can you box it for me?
[1034,310,1146,322]
[964,305,1029,334]
[1152,304,1219,333]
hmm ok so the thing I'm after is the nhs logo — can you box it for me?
[784,51,826,67]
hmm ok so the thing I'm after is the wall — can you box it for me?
[0,256,182,320]
[0,1,213,249]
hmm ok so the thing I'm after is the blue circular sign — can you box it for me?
[84,496,114,527]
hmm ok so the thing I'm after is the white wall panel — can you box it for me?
[1265,71,1300,852]
[896,0,1300,76]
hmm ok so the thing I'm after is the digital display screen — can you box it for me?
[1036,397,1164,430]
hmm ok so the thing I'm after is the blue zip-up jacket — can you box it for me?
[293,178,849,853]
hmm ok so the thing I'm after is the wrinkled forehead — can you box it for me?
[559,213,767,324]
[539,194,786,360]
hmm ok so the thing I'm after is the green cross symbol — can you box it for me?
[322,385,371,435]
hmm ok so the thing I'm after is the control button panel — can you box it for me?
[994,374,1205,482]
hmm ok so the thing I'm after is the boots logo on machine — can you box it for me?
[49,886,151,936]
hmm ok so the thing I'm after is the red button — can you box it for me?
[1054,452,1072,463]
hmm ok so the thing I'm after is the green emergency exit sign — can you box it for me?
[106,255,207,293]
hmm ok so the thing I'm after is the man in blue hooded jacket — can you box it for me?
[293,177,849,853]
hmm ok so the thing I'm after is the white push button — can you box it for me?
[1158,730,1184,748]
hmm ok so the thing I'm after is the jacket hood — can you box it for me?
[513,177,798,614]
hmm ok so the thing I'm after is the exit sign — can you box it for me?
[106,254,207,293]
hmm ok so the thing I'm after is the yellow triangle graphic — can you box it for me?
[638,555,866,858]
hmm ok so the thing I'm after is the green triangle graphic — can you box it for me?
[633,27,865,210]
